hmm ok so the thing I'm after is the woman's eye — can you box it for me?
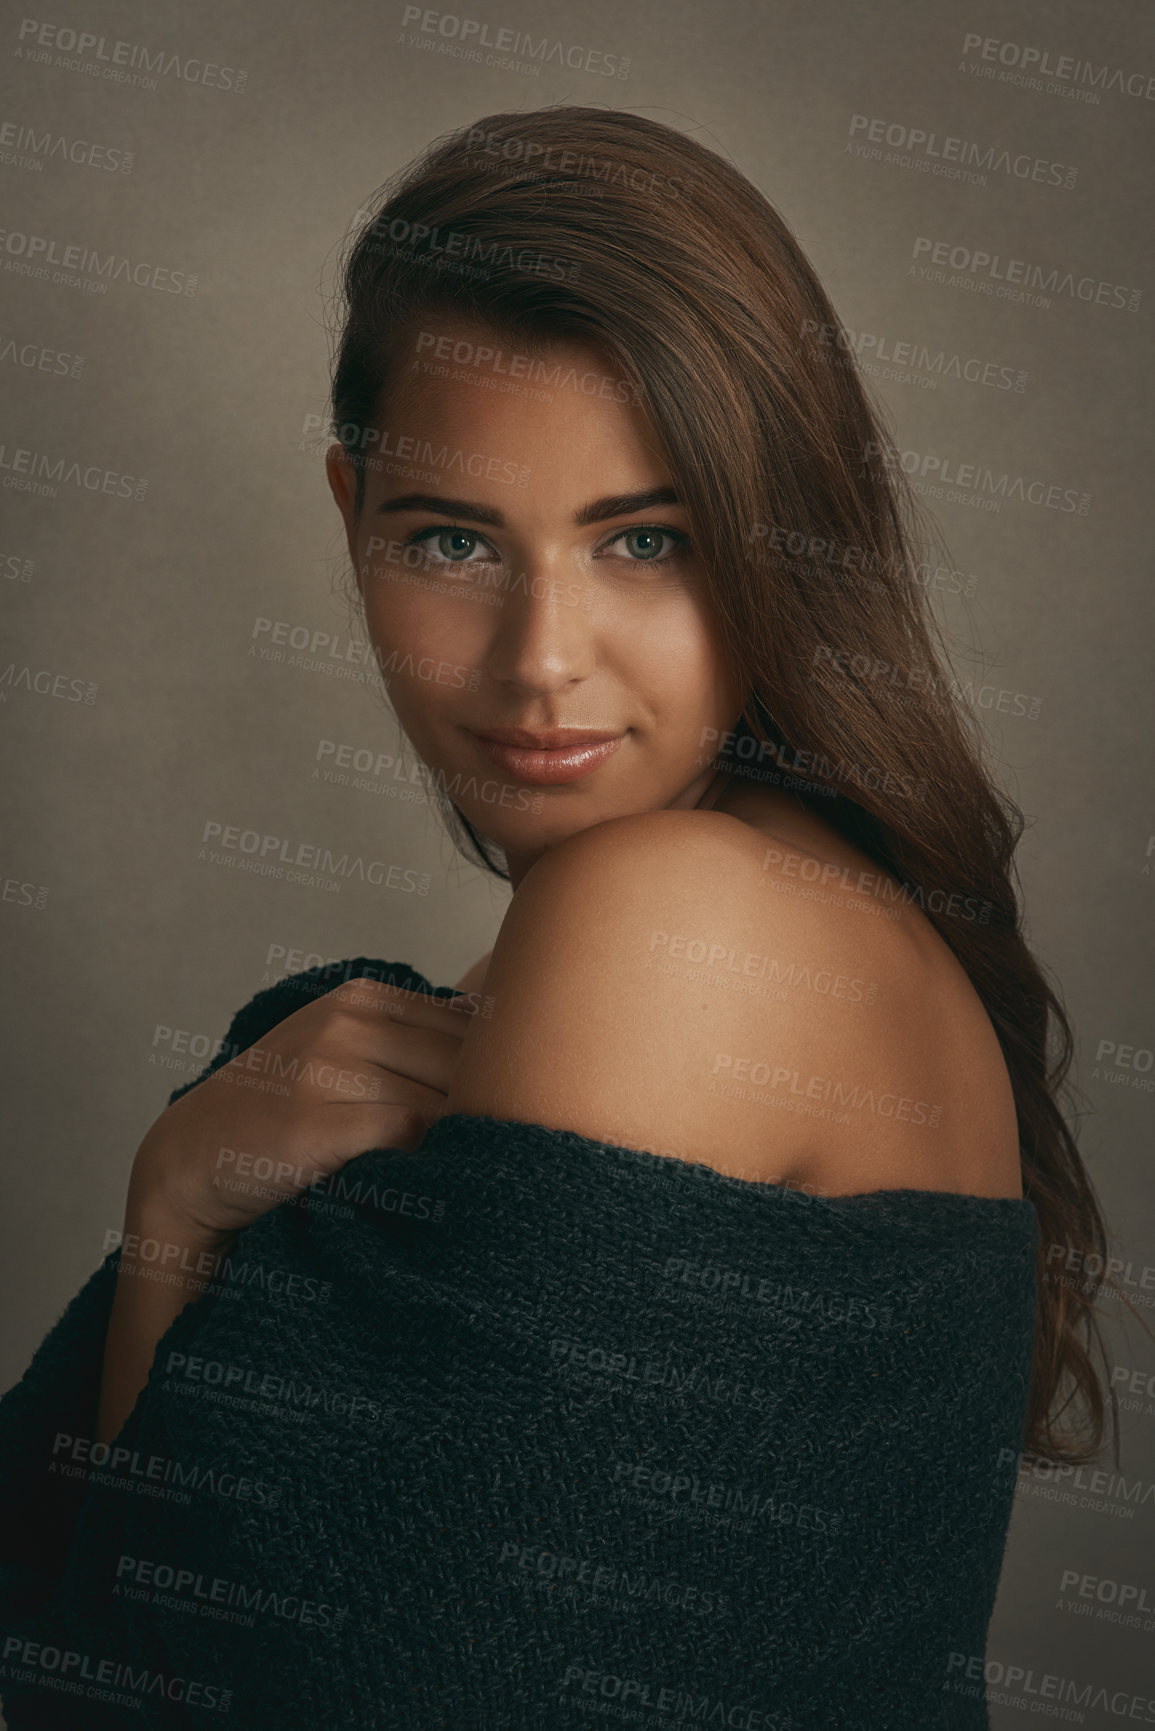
[401,522,688,571]
[408,527,499,566]
[604,526,687,563]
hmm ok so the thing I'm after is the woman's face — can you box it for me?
[326,318,748,887]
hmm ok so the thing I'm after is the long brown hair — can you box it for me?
[328,104,1139,1468]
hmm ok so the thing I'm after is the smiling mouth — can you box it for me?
[468,728,626,785]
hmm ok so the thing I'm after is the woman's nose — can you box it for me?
[481,562,597,692]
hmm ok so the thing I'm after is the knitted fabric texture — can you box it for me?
[0,957,1038,1729]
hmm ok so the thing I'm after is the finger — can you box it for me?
[330,975,480,1034]
[341,1022,472,1098]
[321,1072,448,1117]
[312,1099,446,1162]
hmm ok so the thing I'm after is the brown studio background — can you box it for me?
[2,0,1153,1716]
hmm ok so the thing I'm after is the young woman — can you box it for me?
[1,105,1131,1728]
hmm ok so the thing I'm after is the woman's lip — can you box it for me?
[472,727,621,748]
[471,732,625,784]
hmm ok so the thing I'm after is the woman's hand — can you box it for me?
[95,976,477,1445]
[129,975,478,1241]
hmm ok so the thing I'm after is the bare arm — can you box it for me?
[447,810,1022,1198]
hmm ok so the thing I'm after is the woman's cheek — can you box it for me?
[368,616,487,767]
[366,583,489,684]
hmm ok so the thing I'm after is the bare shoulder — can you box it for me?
[446,809,1022,1200]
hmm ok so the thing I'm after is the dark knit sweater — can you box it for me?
[0,956,1038,1730]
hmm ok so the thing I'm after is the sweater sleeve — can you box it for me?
[0,1249,124,1624]
[0,955,437,1726]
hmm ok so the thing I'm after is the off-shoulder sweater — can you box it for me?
[0,956,1038,1730]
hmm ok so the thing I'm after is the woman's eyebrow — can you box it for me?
[376,492,503,525]
[374,487,683,527]
[575,487,681,525]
